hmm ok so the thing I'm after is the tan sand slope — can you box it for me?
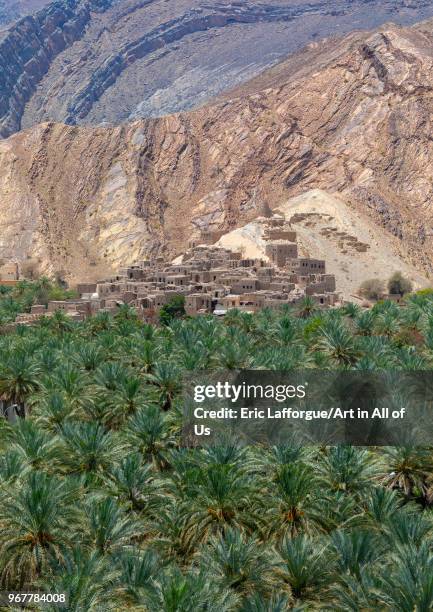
[217,190,430,301]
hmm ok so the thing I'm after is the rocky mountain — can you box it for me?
[0,1,51,27]
[2,0,433,138]
[1,19,433,283]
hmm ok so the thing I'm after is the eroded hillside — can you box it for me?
[217,190,430,300]
[2,0,433,137]
[0,1,51,27]
[1,21,433,281]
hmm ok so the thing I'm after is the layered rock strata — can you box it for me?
[2,0,433,136]
[1,21,433,281]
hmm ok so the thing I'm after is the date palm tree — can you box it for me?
[355,336,394,368]
[0,449,29,484]
[297,296,317,319]
[362,487,402,528]
[179,463,257,549]
[354,310,376,337]
[85,497,141,556]
[342,303,361,319]
[73,344,106,373]
[86,311,113,334]
[114,548,160,607]
[378,542,433,611]
[317,445,378,496]
[374,311,401,338]
[261,442,306,467]
[46,310,76,334]
[94,362,127,393]
[138,565,237,612]
[32,392,76,430]
[0,295,23,322]
[277,534,334,604]
[264,463,321,538]
[252,345,311,370]
[59,422,123,481]
[240,592,292,612]
[330,529,382,579]
[133,339,160,373]
[105,452,163,512]
[395,347,429,370]
[104,376,148,428]
[126,405,171,467]
[149,502,196,564]
[0,471,81,589]
[384,511,433,548]
[114,303,139,322]
[381,445,431,501]
[199,528,277,599]
[180,343,212,370]
[0,350,41,418]
[316,321,359,367]
[147,362,182,411]
[217,339,252,370]
[9,419,60,470]
[276,316,301,346]
[331,568,382,611]
[43,364,94,414]
[44,549,117,612]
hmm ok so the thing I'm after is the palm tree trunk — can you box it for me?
[15,401,26,419]
[1,401,18,422]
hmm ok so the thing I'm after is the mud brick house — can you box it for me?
[92,215,339,319]
[4,215,340,329]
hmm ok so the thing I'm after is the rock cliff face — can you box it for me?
[1,21,433,281]
[0,0,114,137]
[2,0,433,137]
[0,2,51,27]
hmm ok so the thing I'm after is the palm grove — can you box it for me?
[1,281,433,610]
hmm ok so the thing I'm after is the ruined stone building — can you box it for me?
[90,216,339,320]
[0,262,19,285]
[3,216,339,328]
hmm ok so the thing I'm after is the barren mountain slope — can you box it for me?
[2,0,433,137]
[0,1,50,27]
[217,190,430,300]
[2,21,433,281]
